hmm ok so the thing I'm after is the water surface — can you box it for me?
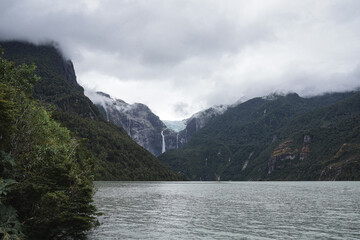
[88,181,360,239]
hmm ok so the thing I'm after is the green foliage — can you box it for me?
[266,93,360,180]
[7,101,98,239]
[0,152,24,240]
[160,92,360,181]
[54,110,180,181]
[0,83,17,150]
[0,203,23,240]
[0,53,98,239]
[319,143,360,180]
[0,55,38,152]
[1,41,180,181]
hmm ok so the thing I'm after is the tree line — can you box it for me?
[0,48,98,239]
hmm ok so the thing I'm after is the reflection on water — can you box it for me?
[88,181,360,239]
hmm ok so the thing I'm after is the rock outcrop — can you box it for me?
[87,91,183,156]
[1,40,180,180]
[87,91,228,156]
[268,135,311,174]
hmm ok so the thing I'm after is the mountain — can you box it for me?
[179,105,228,143]
[159,92,360,181]
[88,91,229,156]
[87,91,179,156]
[1,41,180,180]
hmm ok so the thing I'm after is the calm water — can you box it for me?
[88,182,360,239]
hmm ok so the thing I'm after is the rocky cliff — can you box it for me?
[87,92,228,156]
[1,40,180,180]
[267,135,311,174]
[87,91,183,156]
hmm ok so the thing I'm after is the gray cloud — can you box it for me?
[1,0,360,120]
[173,102,190,118]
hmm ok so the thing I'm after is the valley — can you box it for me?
[2,2,360,239]
[2,40,358,183]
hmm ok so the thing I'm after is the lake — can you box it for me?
[88,181,360,239]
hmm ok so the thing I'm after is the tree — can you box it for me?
[0,49,98,239]
[0,151,24,240]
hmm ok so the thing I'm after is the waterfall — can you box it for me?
[161,130,166,153]
[105,110,109,121]
[176,133,179,149]
[101,103,109,121]
[128,117,131,137]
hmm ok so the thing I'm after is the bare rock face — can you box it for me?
[87,91,182,156]
[268,139,298,174]
[268,135,311,174]
[86,91,228,156]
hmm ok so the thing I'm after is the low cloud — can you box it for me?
[1,0,360,119]
[173,102,190,118]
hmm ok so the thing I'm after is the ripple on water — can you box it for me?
[88,181,360,240]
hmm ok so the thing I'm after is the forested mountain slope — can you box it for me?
[159,92,360,180]
[1,41,180,180]
[0,48,98,239]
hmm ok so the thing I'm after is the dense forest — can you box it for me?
[159,92,360,180]
[0,48,97,239]
[1,41,180,181]
[0,41,183,239]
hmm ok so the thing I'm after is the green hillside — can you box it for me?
[0,50,98,239]
[159,92,360,180]
[1,41,180,181]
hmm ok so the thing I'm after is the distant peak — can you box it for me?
[96,91,111,98]
[262,92,299,101]
[189,104,228,121]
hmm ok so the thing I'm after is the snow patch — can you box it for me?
[189,104,228,120]
[85,90,138,113]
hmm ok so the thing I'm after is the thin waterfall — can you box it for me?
[176,133,179,149]
[105,109,109,121]
[102,103,109,121]
[128,117,131,137]
[161,130,166,153]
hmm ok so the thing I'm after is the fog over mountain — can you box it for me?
[1,0,360,119]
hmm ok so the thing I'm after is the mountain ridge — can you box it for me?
[87,90,230,156]
[1,40,180,180]
[86,90,171,156]
[159,91,360,180]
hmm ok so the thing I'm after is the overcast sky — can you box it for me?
[1,0,360,120]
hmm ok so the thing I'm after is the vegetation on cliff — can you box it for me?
[0,50,97,239]
[159,92,360,180]
[1,41,180,181]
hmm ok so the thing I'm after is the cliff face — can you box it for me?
[1,41,99,119]
[88,91,229,156]
[267,135,311,174]
[1,41,84,92]
[1,41,180,181]
[88,91,183,156]
[62,59,84,92]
